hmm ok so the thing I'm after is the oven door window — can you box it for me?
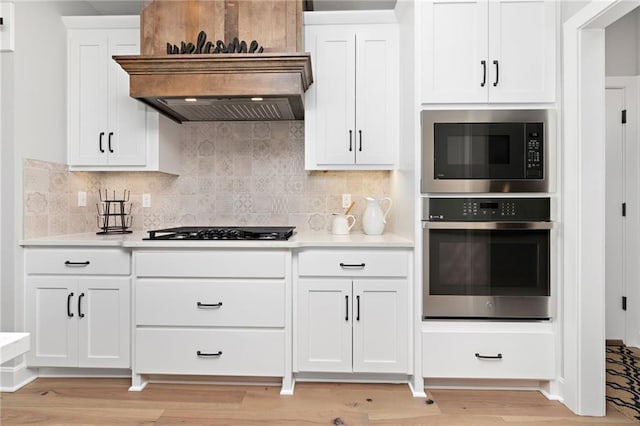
[433,123,525,179]
[429,229,549,296]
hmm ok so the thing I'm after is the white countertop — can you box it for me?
[0,332,30,365]
[20,231,413,248]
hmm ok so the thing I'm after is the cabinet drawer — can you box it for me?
[136,280,284,327]
[135,328,284,376]
[26,248,130,275]
[422,330,554,379]
[135,250,287,278]
[297,250,407,277]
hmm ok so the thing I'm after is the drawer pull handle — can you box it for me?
[65,261,90,266]
[99,132,105,153]
[475,353,502,360]
[197,302,223,308]
[197,350,223,357]
[78,293,85,318]
[67,292,74,317]
[345,295,349,321]
[339,263,365,269]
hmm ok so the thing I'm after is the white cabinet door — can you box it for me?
[421,0,555,103]
[107,29,146,166]
[313,29,356,166]
[352,279,408,373]
[68,30,109,166]
[305,23,398,170]
[77,277,130,368]
[297,279,352,372]
[355,30,397,166]
[26,275,130,369]
[421,0,488,103]
[26,277,78,367]
[65,18,175,172]
[488,0,556,102]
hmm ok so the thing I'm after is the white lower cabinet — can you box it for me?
[133,250,289,379]
[25,248,131,368]
[296,249,410,374]
[422,323,555,379]
[136,329,284,376]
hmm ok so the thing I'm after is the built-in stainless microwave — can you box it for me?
[421,110,551,193]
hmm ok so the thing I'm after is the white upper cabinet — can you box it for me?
[421,0,556,104]
[65,16,180,174]
[304,15,399,170]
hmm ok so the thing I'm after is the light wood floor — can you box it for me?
[0,378,634,425]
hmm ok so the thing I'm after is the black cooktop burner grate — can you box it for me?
[144,226,295,241]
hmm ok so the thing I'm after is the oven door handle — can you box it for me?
[423,221,553,230]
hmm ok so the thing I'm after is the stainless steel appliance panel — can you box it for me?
[421,109,551,193]
[422,197,552,320]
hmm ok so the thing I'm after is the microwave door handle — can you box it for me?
[425,221,553,230]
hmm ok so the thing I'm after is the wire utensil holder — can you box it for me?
[96,189,133,235]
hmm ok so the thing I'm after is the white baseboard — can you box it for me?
[424,378,548,391]
[408,380,427,398]
[36,367,130,378]
[0,362,38,392]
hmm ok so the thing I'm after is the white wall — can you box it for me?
[561,1,590,23]
[605,8,639,76]
[0,19,4,333]
[1,1,96,335]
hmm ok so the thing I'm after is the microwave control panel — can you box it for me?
[525,123,544,179]
[426,197,550,222]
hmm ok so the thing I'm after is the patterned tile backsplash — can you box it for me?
[23,121,391,239]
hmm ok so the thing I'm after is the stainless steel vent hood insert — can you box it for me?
[114,53,312,123]
[159,98,295,121]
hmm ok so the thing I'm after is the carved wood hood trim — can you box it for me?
[114,53,312,85]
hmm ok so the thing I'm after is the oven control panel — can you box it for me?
[525,123,544,179]
[425,197,550,221]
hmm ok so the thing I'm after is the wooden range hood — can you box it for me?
[114,0,313,122]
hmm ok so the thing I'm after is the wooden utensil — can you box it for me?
[344,201,355,215]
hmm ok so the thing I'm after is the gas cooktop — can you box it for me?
[144,226,296,241]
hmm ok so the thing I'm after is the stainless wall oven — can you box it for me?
[422,109,550,193]
[423,197,552,320]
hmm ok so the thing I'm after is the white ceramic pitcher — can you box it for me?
[362,197,392,235]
